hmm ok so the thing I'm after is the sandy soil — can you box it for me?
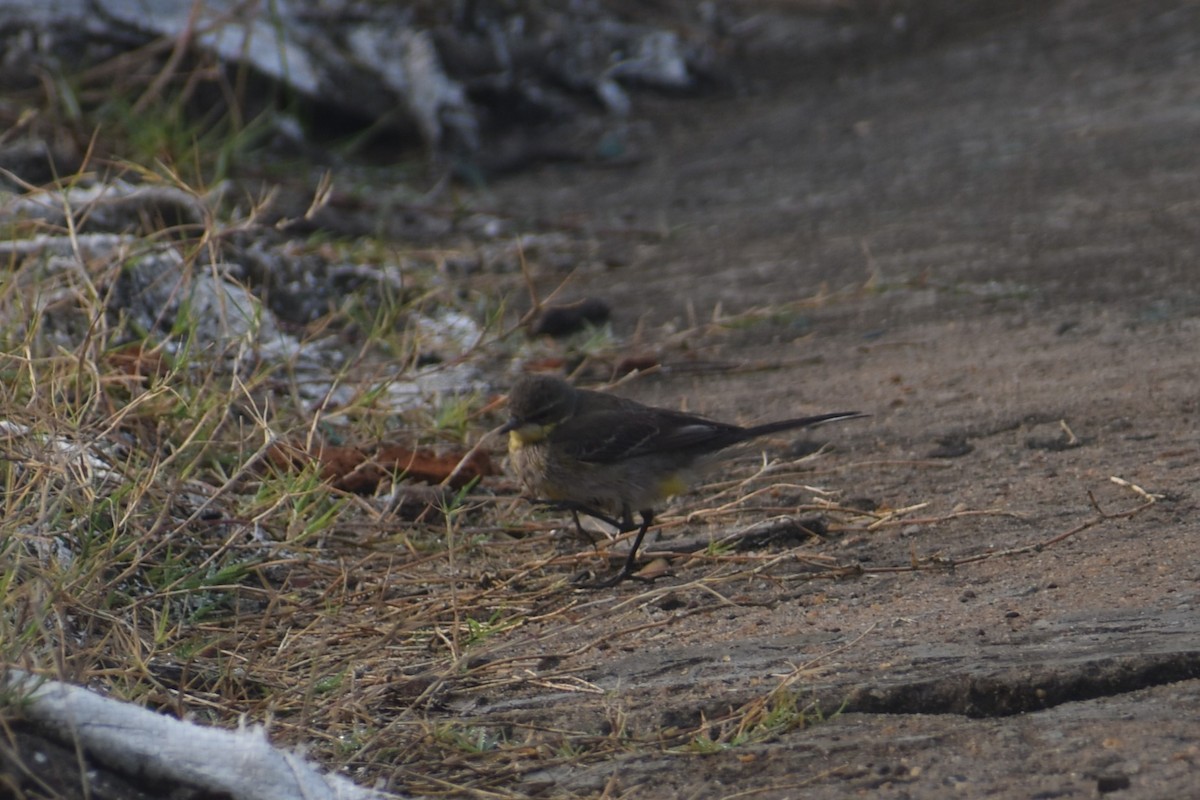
[452,1,1200,797]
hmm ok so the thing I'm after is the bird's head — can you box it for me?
[500,374,577,445]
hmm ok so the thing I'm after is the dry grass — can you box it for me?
[1,157,1164,795]
[0,169,878,792]
[0,133,861,793]
[2,30,1167,798]
[1,163,1162,794]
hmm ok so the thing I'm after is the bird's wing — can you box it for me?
[558,410,738,463]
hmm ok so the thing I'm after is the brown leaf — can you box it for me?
[614,353,660,376]
[373,443,497,489]
[104,342,170,383]
[265,440,496,493]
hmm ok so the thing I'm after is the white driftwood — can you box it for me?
[4,670,398,800]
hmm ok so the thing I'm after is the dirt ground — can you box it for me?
[449,1,1200,797]
[5,3,1200,799]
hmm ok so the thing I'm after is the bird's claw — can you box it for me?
[571,563,660,589]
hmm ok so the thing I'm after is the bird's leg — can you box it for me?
[619,506,637,533]
[568,509,605,549]
[617,509,654,578]
[533,498,624,531]
[579,509,657,589]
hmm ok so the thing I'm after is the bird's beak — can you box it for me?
[498,416,520,434]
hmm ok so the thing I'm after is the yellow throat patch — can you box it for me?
[508,422,555,450]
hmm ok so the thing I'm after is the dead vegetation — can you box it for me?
[0,39,881,790]
[0,220,1160,793]
[1,3,1188,798]
[0,136,1165,794]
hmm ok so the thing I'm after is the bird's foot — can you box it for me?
[570,560,665,589]
[572,567,641,589]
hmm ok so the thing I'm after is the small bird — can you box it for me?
[501,373,864,586]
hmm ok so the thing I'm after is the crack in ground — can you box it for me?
[844,651,1200,717]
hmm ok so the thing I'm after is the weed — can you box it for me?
[704,538,736,558]
[432,392,482,440]
[462,609,522,646]
[435,724,507,755]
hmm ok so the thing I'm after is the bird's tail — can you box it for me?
[740,411,867,439]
